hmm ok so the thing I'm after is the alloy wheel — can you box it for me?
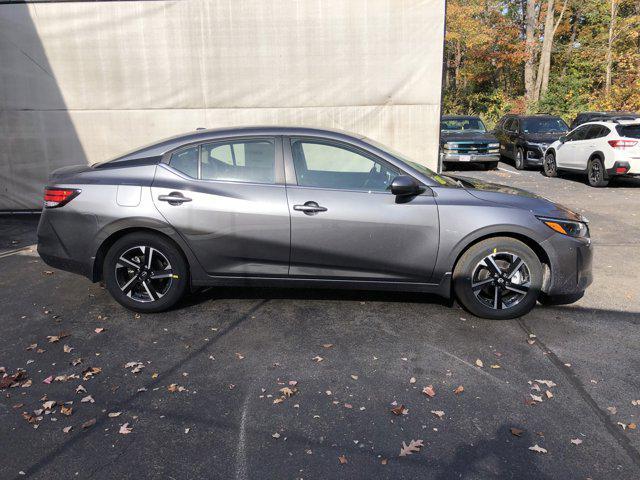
[471,252,531,310]
[544,154,557,176]
[115,246,173,303]
[589,161,602,184]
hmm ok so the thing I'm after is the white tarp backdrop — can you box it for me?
[0,0,446,210]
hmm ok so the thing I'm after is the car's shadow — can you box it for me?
[178,285,454,309]
[541,170,640,188]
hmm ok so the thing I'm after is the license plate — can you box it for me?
[459,155,472,162]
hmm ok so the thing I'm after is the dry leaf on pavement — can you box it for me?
[391,405,408,416]
[510,428,524,437]
[338,455,348,464]
[454,385,464,395]
[475,359,484,368]
[82,418,96,429]
[529,444,547,454]
[399,439,424,457]
[431,410,445,419]
[119,423,133,434]
[422,385,436,398]
[570,438,583,445]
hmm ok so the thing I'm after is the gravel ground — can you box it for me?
[1,164,639,480]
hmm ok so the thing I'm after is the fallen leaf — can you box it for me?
[26,343,37,351]
[399,439,424,457]
[409,377,416,384]
[94,328,105,334]
[570,438,583,445]
[42,400,56,410]
[81,395,94,403]
[62,426,73,434]
[119,423,133,434]
[71,358,83,366]
[545,390,553,399]
[391,405,408,416]
[531,394,544,403]
[322,344,334,349]
[338,454,348,464]
[76,385,87,394]
[490,364,501,369]
[422,385,436,398]
[42,376,53,384]
[312,356,324,363]
[82,418,96,429]
[534,379,557,388]
[475,359,484,368]
[108,412,122,418]
[235,352,244,360]
[124,362,144,374]
[167,384,186,393]
[279,387,297,397]
[82,367,102,380]
[60,406,73,416]
[431,410,445,419]
[272,432,281,439]
[63,345,74,353]
[350,375,359,381]
[510,428,524,437]
[629,423,637,430]
[607,406,617,415]
[529,444,547,454]
[454,385,464,395]
[381,458,388,465]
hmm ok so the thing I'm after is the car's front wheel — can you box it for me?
[514,148,525,170]
[542,152,558,177]
[104,232,188,313]
[453,237,543,320]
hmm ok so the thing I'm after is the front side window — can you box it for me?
[201,139,275,184]
[169,146,199,178]
[291,140,399,192]
[567,126,589,142]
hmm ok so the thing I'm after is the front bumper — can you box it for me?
[540,233,593,296]
[524,145,547,166]
[441,153,500,163]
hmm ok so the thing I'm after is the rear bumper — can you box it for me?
[540,234,593,296]
[441,153,499,163]
[37,211,94,279]
[606,161,640,177]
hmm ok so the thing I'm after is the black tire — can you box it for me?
[587,157,609,187]
[514,148,525,170]
[542,152,558,177]
[453,237,543,320]
[104,232,188,313]
[483,161,499,170]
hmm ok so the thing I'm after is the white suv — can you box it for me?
[543,119,640,187]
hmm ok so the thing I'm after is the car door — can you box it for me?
[501,118,518,159]
[560,125,590,170]
[151,137,291,276]
[284,137,440,282]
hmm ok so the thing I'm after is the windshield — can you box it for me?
[441,118,486,133]
[363,137,459,187]
[522,118,568,134]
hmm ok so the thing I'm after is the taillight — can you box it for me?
[43,187,81,208]
[608,139,638,149]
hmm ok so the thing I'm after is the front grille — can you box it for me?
[444,142,496,154]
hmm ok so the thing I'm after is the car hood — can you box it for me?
[450,175,583,221]
[440,131,498,143]
[522,133,565,144]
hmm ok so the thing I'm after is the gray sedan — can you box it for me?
[37,126,593,319]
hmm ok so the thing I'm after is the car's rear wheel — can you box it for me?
[104,232,188,313]
[514,148,525,170]
[453,237,543,320]
[542,152,558,177]
[587,157,609,187]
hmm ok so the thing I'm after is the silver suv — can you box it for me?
[37,126,593,319]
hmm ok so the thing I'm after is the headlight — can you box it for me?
[537,216,589,238]
[444,143,458,149]
[488,143,499,148]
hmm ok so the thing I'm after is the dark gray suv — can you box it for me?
[37,126,593,319]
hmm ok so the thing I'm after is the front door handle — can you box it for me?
[293,201,328,215]
[158,192,192,205]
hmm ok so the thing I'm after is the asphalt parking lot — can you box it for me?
[1,165,639,480]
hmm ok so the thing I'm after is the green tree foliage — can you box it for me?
[444,0,640,126]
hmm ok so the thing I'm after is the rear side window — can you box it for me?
[617,125,640,139]
[201,139,275,184]
[169,146,199,178]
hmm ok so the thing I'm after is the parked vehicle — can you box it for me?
[440,115,500,170]
[37,126,593,320]
[570,111,639,130]
[494,114,569,170]
[544,118,640,187]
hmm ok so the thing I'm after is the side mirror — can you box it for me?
[390,175,423,197]
[559,135,567,144]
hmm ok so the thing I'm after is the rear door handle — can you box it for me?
[293,201,327,215]
[158,192,192,205]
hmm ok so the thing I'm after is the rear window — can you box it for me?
[617,125,640,139]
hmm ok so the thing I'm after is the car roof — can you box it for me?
[107,126,367,163]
